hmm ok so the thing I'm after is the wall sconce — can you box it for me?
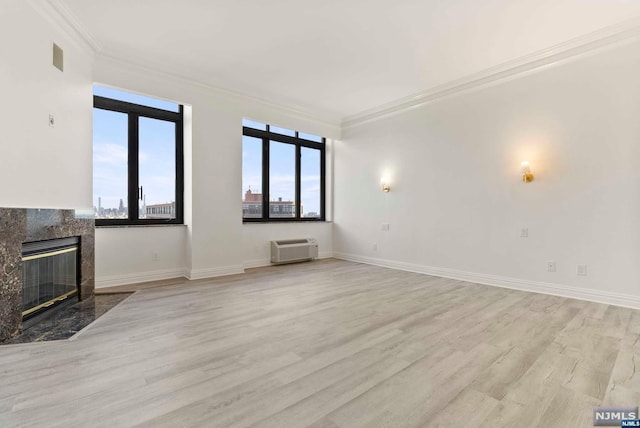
[521,161,534,183]
[381,176,391,192]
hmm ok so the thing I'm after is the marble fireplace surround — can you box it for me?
[0,208,94,342]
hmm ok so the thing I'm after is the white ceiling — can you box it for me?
[61,0,640,121]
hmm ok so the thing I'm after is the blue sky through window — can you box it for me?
[93,86,179,218]
[93,108,128,214]
[270,141,296,205]
[138,117,176,208]
[95,98,323,217]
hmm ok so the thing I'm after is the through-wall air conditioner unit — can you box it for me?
[271,238,318,264]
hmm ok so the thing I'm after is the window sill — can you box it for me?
[96,224,187,229]
[243,220,331,225]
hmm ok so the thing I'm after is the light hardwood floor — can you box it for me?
[1,259,639,427]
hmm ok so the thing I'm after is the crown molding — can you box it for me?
[31,0,341,130]
[26,0,102,55]
[95,52,343,133]
[24,0,640,133]
[342,17,640,129]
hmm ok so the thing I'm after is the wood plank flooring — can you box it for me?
[1,259,639,427]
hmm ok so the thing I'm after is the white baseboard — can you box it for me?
[186,265,245,280]
[96,268,186,289]
[319,251,334,259]
[243,258,271,269]
[243,251,334,269]
[97,263,247,287]
[95,253,336,288]
[333,252,640,310]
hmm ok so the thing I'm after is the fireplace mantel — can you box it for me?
[0,208,94,342]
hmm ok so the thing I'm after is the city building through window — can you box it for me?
[93,86,184,225]
[242,119,325,221]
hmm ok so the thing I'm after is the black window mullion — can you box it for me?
[320,140,326,221]
[94,96,180,121]
[128,113,140,222]
[262,138,269,220]
[242,124,325,223]
[175,108,184,224]
[242,127,322,150]
[295,145,301,219]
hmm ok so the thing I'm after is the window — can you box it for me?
[93,86,183,225]
[242,119,325,221]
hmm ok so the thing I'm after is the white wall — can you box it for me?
[0,1,93,209]
[95,226,186,286]
[93,56,339,286]
[334,39,640,307]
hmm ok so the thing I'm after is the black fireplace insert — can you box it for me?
[21,237,80,320]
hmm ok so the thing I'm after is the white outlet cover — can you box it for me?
[547,261,556,272]
[577,264,587,276]
[520,228,528,238]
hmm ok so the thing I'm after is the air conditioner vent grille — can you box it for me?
[271,238,318,264]
[274,239,308,245]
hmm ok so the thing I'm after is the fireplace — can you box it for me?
[22,237,80,319]
[0,208,94,342]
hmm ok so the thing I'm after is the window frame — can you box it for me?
[242,124,326,222]
[94,95,184,226]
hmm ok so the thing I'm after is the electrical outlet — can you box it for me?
[577,264,587,276]
[381,223,390,231]
[520,228,528,238]
[547,261,556,272]
[372,243,377,251]
[49,114,55,127]
[152,251,159,261]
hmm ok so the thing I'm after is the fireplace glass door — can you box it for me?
[22,237,79,318]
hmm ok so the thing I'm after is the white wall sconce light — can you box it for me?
[521,161,534,183]
[381,176,391,192]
